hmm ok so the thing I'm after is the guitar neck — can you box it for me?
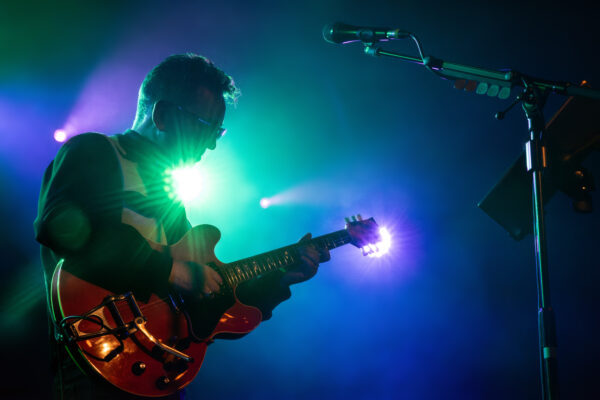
[220,229,352,288]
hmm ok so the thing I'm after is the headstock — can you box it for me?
[345,215,391,257]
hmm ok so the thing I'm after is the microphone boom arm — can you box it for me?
[362,42,600,101]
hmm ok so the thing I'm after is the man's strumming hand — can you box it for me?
[169,260,223,297]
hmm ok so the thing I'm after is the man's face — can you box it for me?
[163,86,226,164]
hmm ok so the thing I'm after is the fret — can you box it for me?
[266,256,275,271]
[290,248,298,264]
[226,267,237,286]
[235,265,244,282]
[330,237,338,248]
[233,266,241,285]
[230,268,238,287]
[265,253,278,272]
[236,267,243,284]
[282,251,289,265]
[267,254,277,269]
[258,256,268,272]
[255,257,265,275]
[241,263,251,280]
[283,249,295,265]
[274,253,283,268]
[221,267,234,289]
[268,255,278,272]
[238,263,248,281]
[243,261,252,279]
[265,256,276,272]
[333,236,341,247]
[251,259,260,276]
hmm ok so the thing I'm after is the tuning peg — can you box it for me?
[344,217,351,224]
[351,215,357,222]
[357,214,363,221]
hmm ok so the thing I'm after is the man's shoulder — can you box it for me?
[57,132,114,157]
[52,133,120,170]
[62,132,111,149]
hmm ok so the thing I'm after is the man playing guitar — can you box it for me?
[35,54,329,399]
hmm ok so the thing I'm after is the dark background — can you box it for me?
[0,1,598,399]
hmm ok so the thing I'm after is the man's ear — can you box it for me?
[152,100,169,132]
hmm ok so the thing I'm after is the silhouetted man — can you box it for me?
[35,53,329,399]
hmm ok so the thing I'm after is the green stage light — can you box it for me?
[165,164,205,204]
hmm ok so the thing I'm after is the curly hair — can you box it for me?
[134,53,239,124]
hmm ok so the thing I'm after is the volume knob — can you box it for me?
[131,361,146,376]
[156,376,170,390]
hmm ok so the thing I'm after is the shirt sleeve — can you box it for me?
[34,133,172,300]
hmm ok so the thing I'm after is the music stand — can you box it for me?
[479,93,600,240]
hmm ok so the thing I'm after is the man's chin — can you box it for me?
[177,149,205,165]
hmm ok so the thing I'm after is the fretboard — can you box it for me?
[220,229,352,288]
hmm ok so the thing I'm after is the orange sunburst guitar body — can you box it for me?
[51,218,381,397]
[51,225,262,397]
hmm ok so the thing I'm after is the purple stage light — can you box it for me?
[53,129,67,142]
[60,56,143,138]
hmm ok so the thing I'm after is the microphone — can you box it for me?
[323,22,410,44]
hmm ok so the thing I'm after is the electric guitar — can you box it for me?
[51,216,383,397]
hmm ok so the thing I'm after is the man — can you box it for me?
[35,53,329,399]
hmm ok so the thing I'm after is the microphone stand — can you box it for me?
[360,41,600,400]
[521,83,559,400]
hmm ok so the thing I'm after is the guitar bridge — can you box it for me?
[58,292,141,343]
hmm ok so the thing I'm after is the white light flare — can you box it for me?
[54,129,67,143]
[363,227,392,258]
